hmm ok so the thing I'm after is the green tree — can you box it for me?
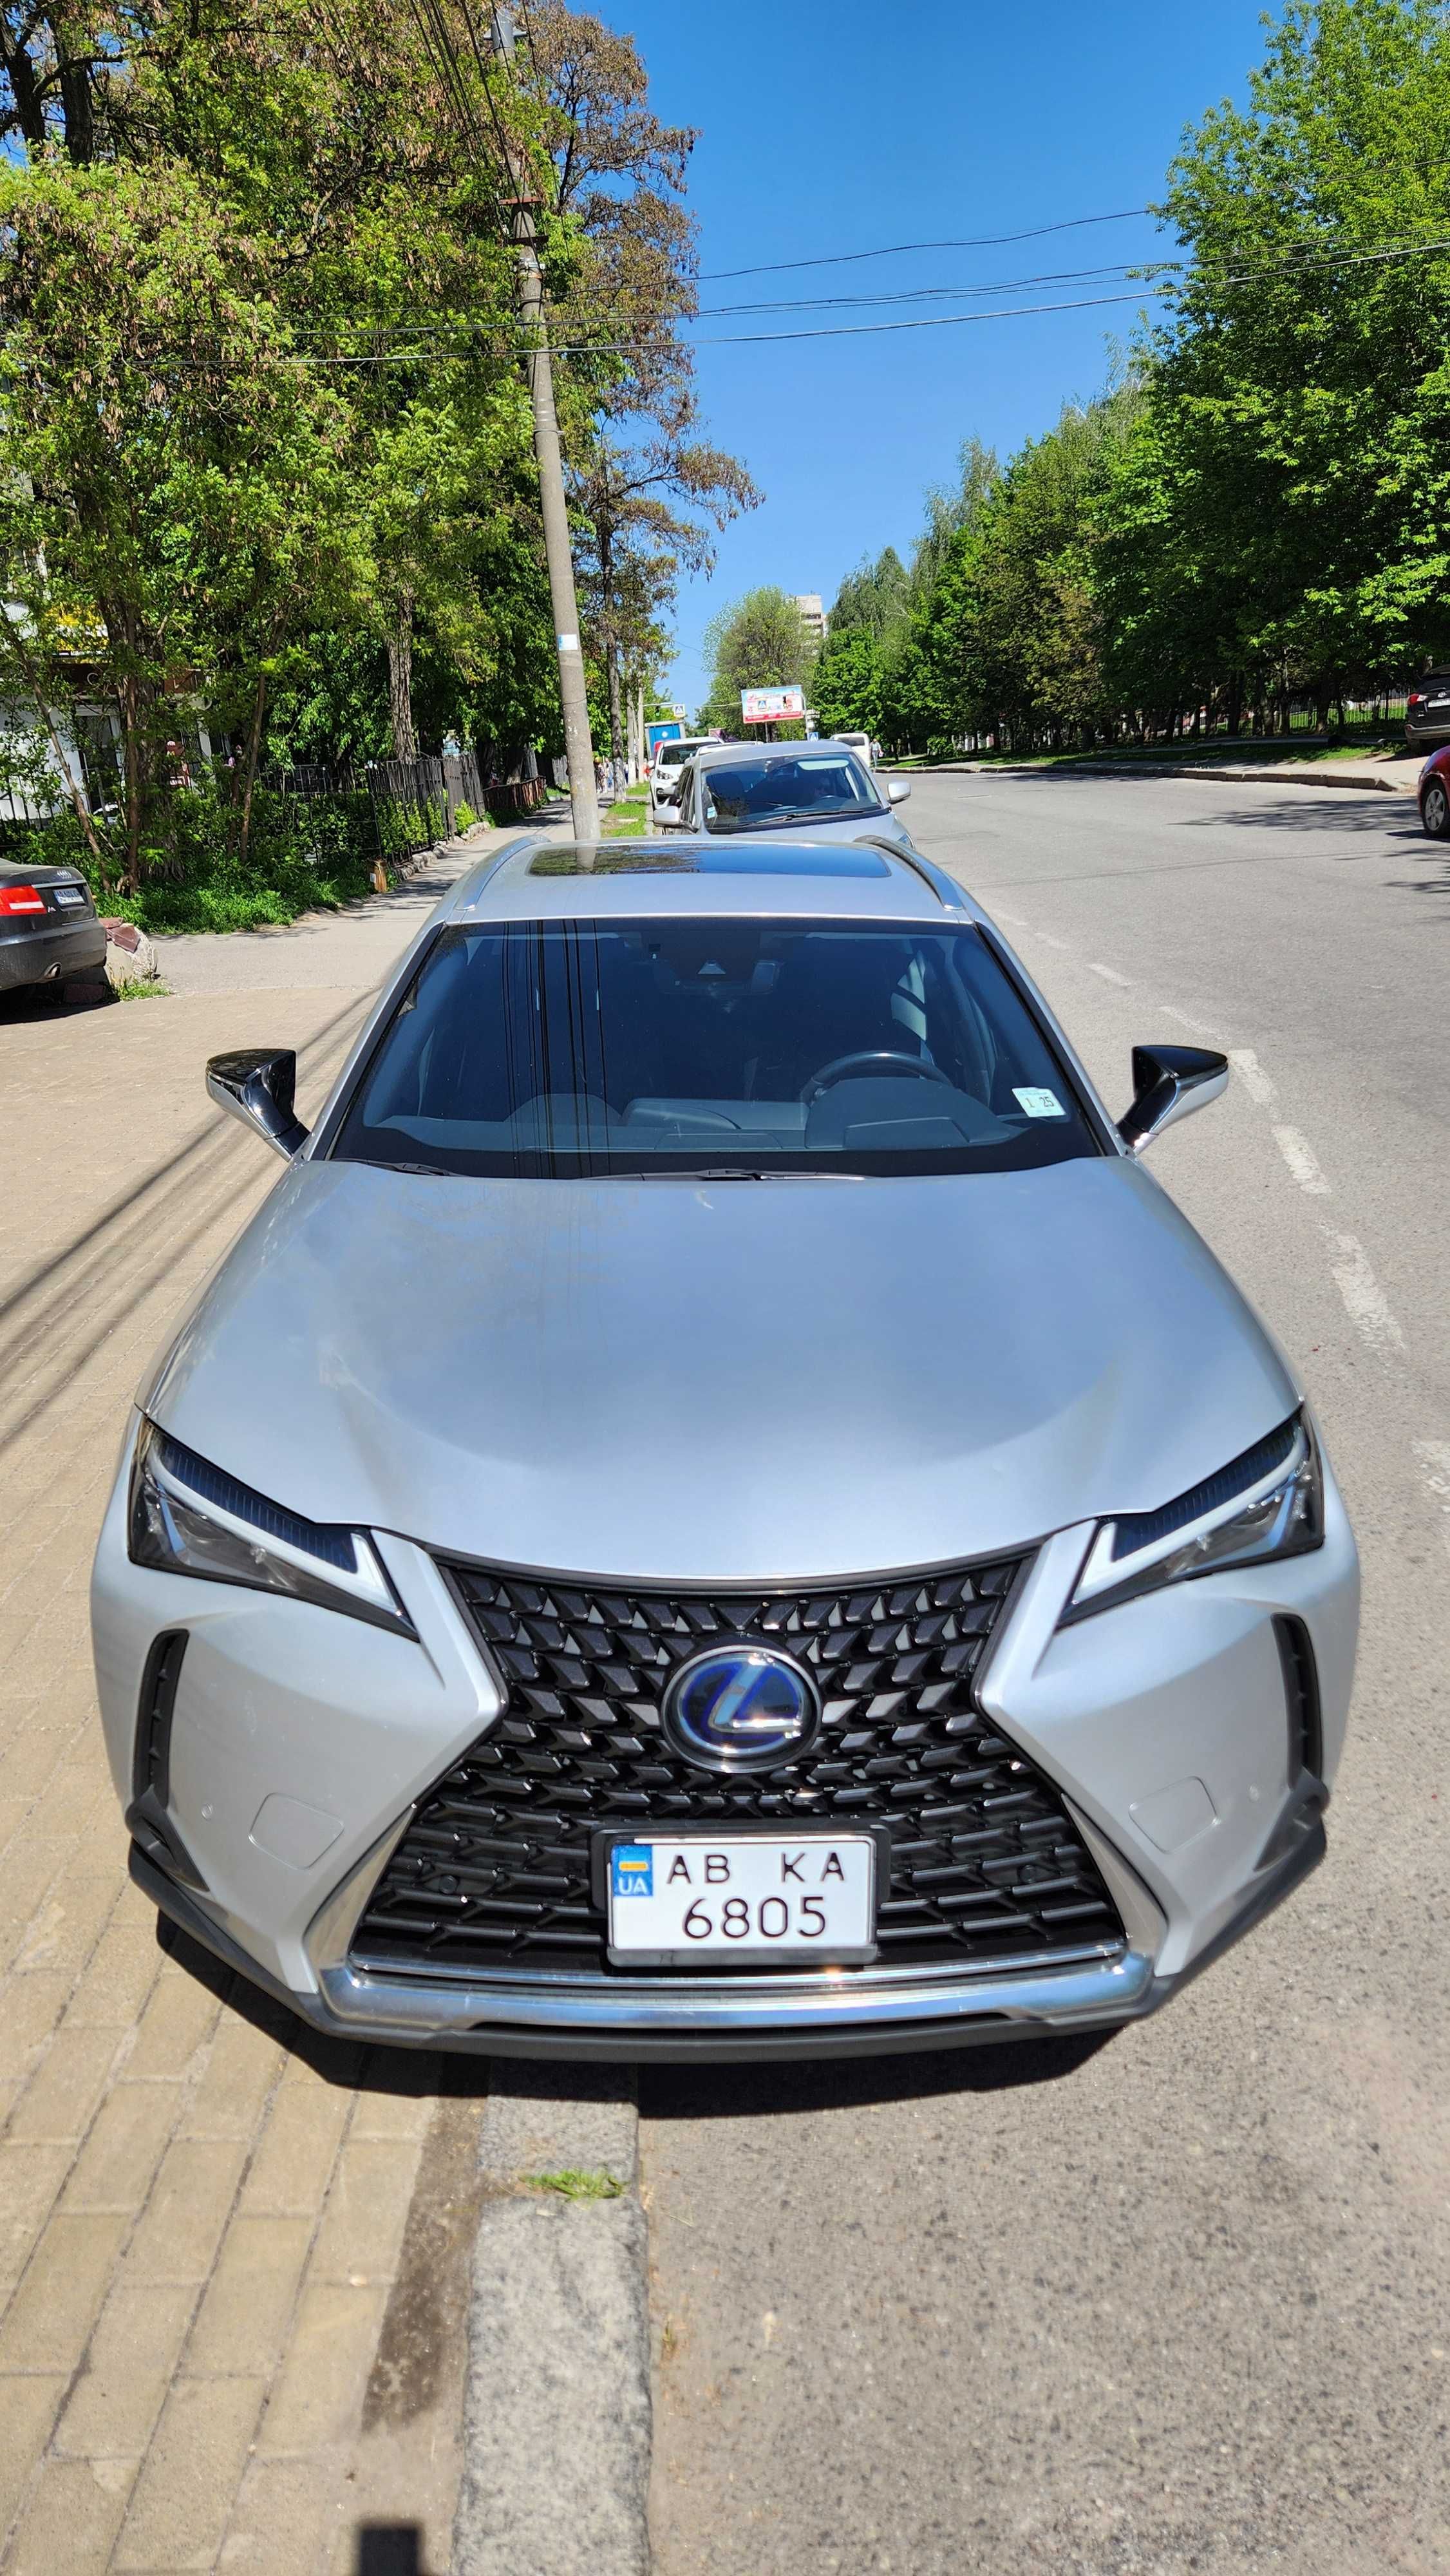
[918,387,1140,752]
[0,153,361,889]
[701,585,817,734]
[1104,0,1450,712]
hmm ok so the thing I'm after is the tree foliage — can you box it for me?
[700,586,817,733]
[0,0,755,895]
[820,0,1450,755]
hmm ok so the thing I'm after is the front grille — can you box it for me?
[352,1558,1124,1978]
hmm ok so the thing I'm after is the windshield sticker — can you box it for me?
[1013,1086,1067,1119]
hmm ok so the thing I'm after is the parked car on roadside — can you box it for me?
[1417,743,1450,837]
[646,734,720,829]
[1405,675,1450,750]
[0,857,106,998]
[663,739,914,853]
[92,828,1357,2062]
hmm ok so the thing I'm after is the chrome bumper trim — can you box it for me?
[314,1946,1155,2047]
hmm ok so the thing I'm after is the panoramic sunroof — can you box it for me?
[528,842,893,878]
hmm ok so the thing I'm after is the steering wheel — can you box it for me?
[800,1050,954,1106]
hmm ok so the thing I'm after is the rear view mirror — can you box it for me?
[207,1048,310,1161]
[1117,1043,1228,1155]
[886,779,911,804]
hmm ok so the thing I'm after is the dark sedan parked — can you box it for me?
[1418,744,1450,838]
[0,859,106,994]
[1405,674,1450,751]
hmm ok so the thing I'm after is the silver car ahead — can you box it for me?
[661,737,914,853]
[91,835,1358,2062]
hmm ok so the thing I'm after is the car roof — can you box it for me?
[686,737,865,769]
[446,834,983,926]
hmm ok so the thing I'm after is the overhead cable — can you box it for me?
[699,209,1156,280]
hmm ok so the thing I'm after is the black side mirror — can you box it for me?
[1117,1043,1229,1155]
[206,1049,310,1162]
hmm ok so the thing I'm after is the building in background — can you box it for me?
[794,594,828,647]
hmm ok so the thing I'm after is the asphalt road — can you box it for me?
[640,768,1450,2576]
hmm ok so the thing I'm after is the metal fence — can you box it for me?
[3,717,558,856]
[264,746,551,864]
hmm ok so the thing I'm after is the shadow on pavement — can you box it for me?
[639,2027,1115,2122]
[155,1913,490,2098]
[354,2526,430,2575]
[0,969,115,1024]
[156,1913,1112,2109]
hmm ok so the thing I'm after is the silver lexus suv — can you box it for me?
[91,835,1357,2060]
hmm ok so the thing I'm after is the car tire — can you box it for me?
[1422,779,1450,838]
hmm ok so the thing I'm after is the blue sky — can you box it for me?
[610,0,1272,714]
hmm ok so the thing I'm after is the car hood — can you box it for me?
[145,1157,1298,1584]
[702,813,909,847]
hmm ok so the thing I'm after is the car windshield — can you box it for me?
[699,755,880,832]
[655,741,697,770]
[330,918,1100,1179]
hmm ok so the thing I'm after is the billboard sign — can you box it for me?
[740,685,805,726]
[646,720,684,759]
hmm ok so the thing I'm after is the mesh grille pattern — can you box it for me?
[352,1559,1124,1976]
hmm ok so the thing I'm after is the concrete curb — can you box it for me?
[452,2069,652,2576]
[923,757,1417,793]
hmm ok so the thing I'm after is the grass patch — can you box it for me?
[900,732,1412,774]
[602,784,650,838]
[111,976,170,1000]
[525,2168,625,2203]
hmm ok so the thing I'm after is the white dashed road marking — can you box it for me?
[1413,1442,1450,1566]
[1088,961,1133,986]
[1273,1127,1333,1197]
[1323,1229,1407,1356]
[1229,1048,1277,1107]
[1163,1005,1227,1040]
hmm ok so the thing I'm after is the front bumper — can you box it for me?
[129,1810,1326,2061]
[91,1423,1359,2061]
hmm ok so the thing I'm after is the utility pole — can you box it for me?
[489,7,599,843]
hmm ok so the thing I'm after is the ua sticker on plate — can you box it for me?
[610,1844,654,1900]
[1013,1086,1066,1119]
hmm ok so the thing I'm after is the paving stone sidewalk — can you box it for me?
[0,837,509,2573]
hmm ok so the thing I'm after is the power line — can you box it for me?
[10,231,1450,377]
[690,228,1450,320]
[695,262,1167,317]
[699,208,1156,281]
[268,225,1450,341]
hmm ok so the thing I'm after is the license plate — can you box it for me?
[604,1832,878,1965]
[52,886,85,907]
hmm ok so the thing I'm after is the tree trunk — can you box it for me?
[118,677,144,897]
[3,33,48,152]
[388,592,417,761]
[238,670,268,866]
[58,46,95,163]
[606,644,625,781]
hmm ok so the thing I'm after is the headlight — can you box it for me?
[1066,1412,1323,1622]
[127,1419,416,1636]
